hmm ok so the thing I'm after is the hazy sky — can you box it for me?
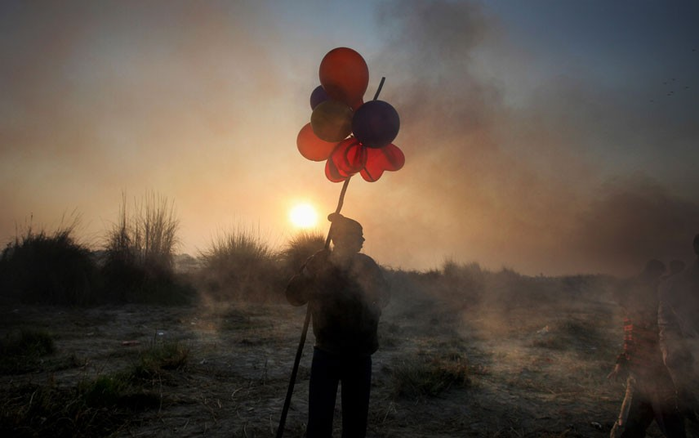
[2,0,698,276]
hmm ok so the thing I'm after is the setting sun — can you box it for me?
[289,203,319,229]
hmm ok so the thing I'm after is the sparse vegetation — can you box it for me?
[0,269,631,437]
[132,340,189,378]
[102,192,194,304]
[0,328,56,374]
[0,338,189,437]
[0,382,132,437]
[0,198,638,436]
[1,327,55,357]
[390,350,472,400]
[530,316,613,356]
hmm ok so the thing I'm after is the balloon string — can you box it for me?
[324,177,351,249]
[373,77,386,101]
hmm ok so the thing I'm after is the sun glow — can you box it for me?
[289,203,319,229]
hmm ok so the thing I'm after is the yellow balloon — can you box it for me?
[311,100,353,142]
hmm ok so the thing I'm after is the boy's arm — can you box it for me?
[285,272,311,306]
[285,249,329,306]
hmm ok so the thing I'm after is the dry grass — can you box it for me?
[0,218,100,305]
[0,336,190,437]
[101,192,196,305]
[278,230,326,275]
[390,349,473,400]
[105,191,179,272]
[197,226,284,303]
[0,261,667,437]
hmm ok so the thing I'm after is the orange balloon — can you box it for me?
[310,100,353,142]
[297,123,337,162]
[319,47,369,108]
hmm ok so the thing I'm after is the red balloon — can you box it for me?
[330,138,367,177]
[311,100,353,142]
[360,144,405,182]
[297,123,337,162]
[325,159,347,183]
[310,85,329,110]
[319,47,369,109]
[352,100,400,149]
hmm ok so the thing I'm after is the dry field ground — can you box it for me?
[0,274,671,437]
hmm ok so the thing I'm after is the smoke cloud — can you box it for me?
[357,0,699,275]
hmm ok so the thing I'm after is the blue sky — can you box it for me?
[2,0,698,275]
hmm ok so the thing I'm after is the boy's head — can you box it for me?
[328,213,364,253]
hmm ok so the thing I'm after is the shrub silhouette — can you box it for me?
[102,192,193,304]
[0,221,100,305]
[198,226,283,302]
[279,230,325,277]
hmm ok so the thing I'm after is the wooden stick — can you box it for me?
[373,77,386,101]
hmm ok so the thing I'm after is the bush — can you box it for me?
[198,226,283,302]
[0,220,101,305]
[440,259,486,305]
[279,230,325,276]
[102,192,193,304]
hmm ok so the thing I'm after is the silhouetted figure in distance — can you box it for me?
[659,235,699,435]
[286,213,390,438]
[608,259,685,437]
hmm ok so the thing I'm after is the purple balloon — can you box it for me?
[351,100,400,149]
[310,85,329,110]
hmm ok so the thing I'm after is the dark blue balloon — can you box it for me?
[310,85,329,110]
[351,100,400,149]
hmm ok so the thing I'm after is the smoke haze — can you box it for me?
[359,0,699,275]
[2,0,698,276]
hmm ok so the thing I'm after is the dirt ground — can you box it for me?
[0,282,672,437]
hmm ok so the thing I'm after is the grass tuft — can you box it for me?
[0,328,56,374]
[102,192,194,305]
[198,226,283,302]
[0,339,189,436]
[133,340,189,378]
[279,230,325,275]
[390,350,472,400]
[0,217,100,305]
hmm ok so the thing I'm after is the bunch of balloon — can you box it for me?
[279,47,406,438]
[296,47,405,183]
